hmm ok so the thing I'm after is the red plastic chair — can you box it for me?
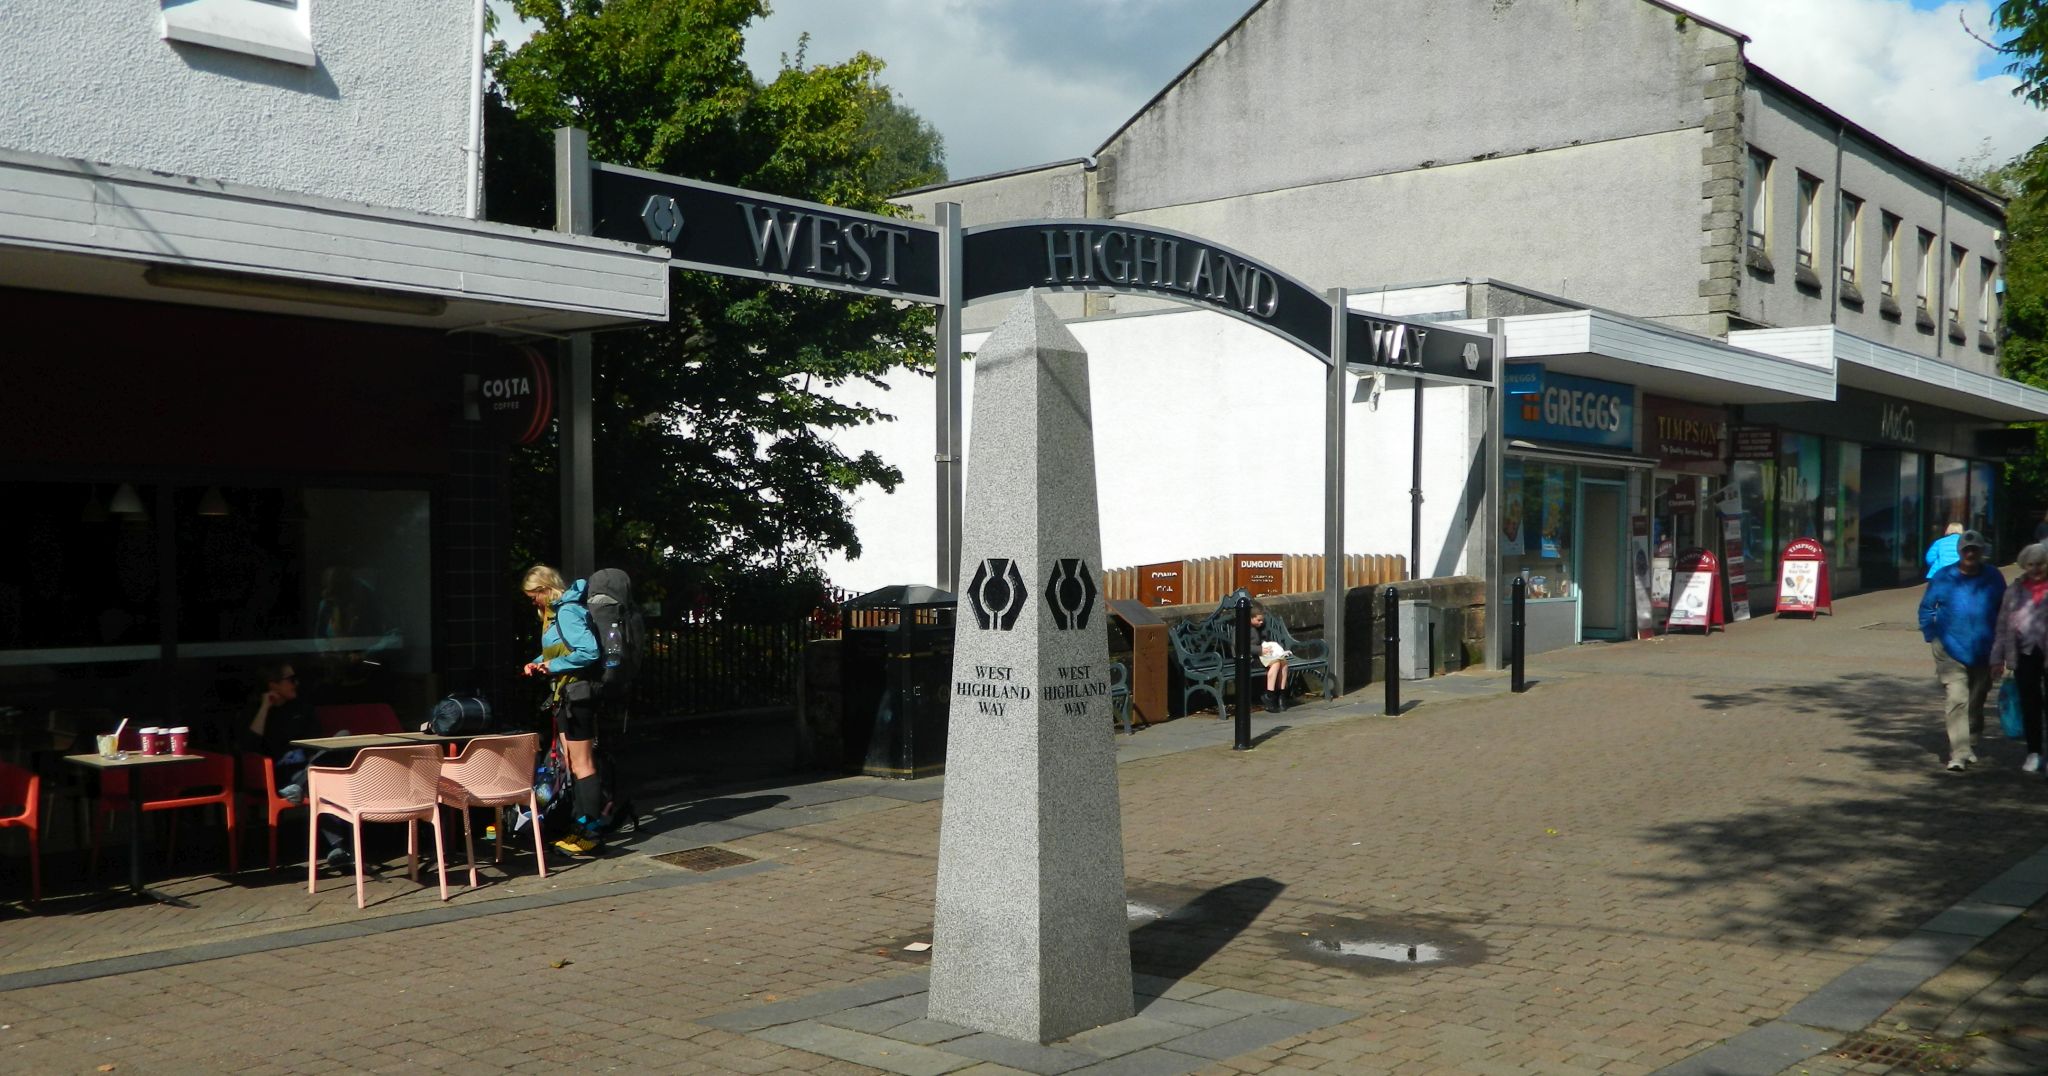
[239,753,302,870]
[90,746,239,878]
[0,762,41,903]
[307,745,449,908]
[313,704,402,736]
[436,734,546,888]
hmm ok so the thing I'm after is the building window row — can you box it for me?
[1744,146,1997,349]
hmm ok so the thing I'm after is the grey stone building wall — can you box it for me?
[1737,78,2005,371]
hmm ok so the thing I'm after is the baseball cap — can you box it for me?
[1959,530,1989,552]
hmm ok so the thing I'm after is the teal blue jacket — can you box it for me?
[531,579,601,675]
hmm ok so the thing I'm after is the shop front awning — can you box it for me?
[0,148,670,334]
[1448,310,1836,405]
[1731,326,2048,423]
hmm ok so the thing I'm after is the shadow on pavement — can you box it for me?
[625,794,791,841]
[1129,876,1286,990]
[1621,670,2048,949]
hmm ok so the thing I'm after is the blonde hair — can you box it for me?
[1946,522,1965,536]
[522,564,567,626]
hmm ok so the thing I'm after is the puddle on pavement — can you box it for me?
[1278,913,1486,974]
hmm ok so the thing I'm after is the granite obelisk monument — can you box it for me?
[927,292,1134,1043]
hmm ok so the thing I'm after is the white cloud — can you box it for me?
[1681,0,2047,170]
[503,0,2048,181]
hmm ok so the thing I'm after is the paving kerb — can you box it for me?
[4,582,2048,1075]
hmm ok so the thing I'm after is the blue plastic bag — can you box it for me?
[2000,678,2026,739]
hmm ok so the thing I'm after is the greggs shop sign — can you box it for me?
[1503,368,1635,450]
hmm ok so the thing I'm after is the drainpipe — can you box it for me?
[465,0,486,218]
[1938,184,1950,363]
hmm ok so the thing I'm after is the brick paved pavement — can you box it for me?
[3,583,2047,1074]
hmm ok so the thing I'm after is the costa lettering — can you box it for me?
[481,377,531,400]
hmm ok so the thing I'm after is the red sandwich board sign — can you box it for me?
[1775,537,1832,617]
[1667,547,1724,632]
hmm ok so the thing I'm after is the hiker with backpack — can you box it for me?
[519,565,605,856]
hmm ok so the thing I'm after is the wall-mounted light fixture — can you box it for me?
[198,486,231,517]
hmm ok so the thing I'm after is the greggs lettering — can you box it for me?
[1541,388,1624,432]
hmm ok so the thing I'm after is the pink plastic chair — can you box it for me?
[306,745,448,908]
[435,733,547,888]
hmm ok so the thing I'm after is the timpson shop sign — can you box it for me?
[1645,395,1729,471]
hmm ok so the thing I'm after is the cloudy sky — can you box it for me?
[500,0,2048,181]
[736,0,2047,181]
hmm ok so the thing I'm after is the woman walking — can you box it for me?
[1991,543,2048,773]
[520,565,606,854]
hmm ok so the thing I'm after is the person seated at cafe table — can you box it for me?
[245,661,352,872]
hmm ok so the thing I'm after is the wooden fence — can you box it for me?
[1101,553,1406,608]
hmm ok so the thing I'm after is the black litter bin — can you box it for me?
[840,585,957,778]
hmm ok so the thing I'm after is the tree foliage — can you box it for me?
[485,0,943,617]
[1995,1,2048,108]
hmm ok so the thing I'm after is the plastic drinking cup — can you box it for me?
[168,727,190,756]
[96,733,122,759]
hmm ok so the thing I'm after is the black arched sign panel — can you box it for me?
[962,219,1334,362]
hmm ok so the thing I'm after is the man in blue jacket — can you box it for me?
[1919,532,2006,771]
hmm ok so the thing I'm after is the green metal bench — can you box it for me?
[1167,592,1330,713]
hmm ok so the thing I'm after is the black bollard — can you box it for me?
[1383,585,1400,716]
[1233,595,1253,750]
[1511,575,1527,693]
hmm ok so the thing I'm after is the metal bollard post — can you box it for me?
[1510,576,1527,693]
[1383,585,1400,716]
[1233,595,1253,750]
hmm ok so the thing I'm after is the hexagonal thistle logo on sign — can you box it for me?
[966,558,1028,630]
[1044,558,1097,630]
[640,195,684,244]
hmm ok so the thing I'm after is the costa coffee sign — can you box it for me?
[470,345,553,444]
[1645,395,1728,471]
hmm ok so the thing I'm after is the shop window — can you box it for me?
[1879,212,1900,298]
[1503,460,1577,599]
[1980,259,1999,349]
[1932,455,1970,538]
[1898,453,1924,580]
[0,480,430,725]
[1794,173,1822,289]
[1732,461,1774,585]
[1917,229,1937,327]
[1838,193,1863,298]
[1834,441,1861,572]
[1969,460,1997,545]
[1948,244,1967,333]
[1745,148,1774,271]
[1776,433,1824,554]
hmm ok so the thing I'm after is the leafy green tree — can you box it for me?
[486,0,940,617]
[1995,1,2048,107]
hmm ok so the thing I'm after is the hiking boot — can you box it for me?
[553,831,599,856]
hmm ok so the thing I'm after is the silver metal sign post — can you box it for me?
[554,127,596,579]
[935,202,965,592]
[1485,317,1507,669]
[1323,288,1348,698]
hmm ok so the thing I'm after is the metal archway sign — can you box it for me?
[565,132,1509,688]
